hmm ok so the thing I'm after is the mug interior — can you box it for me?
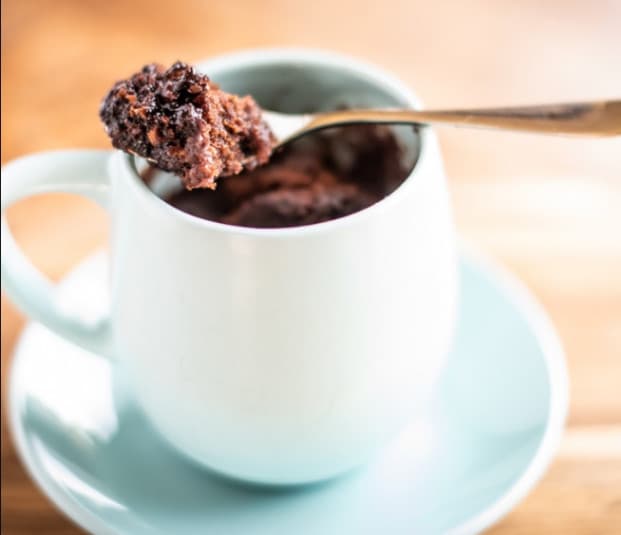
[140,51,421,207]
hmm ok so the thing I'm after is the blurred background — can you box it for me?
[1,0,620,532]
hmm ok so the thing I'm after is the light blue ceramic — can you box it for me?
[8,249,568,535]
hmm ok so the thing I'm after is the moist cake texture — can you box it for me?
[100,62,274,189]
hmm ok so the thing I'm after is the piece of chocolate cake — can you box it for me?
[100,62,274,189]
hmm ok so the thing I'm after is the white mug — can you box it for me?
[1,49,457,485]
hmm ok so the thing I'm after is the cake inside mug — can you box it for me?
[101,61,416,228]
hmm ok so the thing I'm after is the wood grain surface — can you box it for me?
[1,0,620,533]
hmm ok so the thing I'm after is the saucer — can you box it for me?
[8,249,568,535]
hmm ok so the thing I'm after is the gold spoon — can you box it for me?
[263,100,621,148]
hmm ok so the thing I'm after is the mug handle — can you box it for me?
[1,149,113,358]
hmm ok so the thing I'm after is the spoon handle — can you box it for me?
[309,100,621,137]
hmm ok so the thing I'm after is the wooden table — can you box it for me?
[2,0,620,532]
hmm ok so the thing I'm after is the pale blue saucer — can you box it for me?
[8,249,568,535]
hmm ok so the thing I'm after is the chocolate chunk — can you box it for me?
[100,62,274,189]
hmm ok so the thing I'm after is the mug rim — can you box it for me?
[117,47,433,237]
